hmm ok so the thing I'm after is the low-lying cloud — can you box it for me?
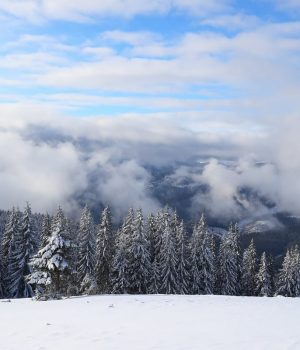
[0,110,299,222]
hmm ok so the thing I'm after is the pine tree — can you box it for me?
[277,246,300,297]
[9,203,38,298]
[40,213,52,249]
[95,206,114,293]
[128,209,151,294]
[147,211,164,294]
[27,207,73,298]
[121,207,134,252]
[77,206,96,289]
[7,203,37,298]
[256,252,273,297]
[110,209,134,294]
[1,208,19,285]
[146,213,157,265]
[291,246,300,297]
[0,269,3,298]
[175,220,190,294]
[111,229,129,294]
[159,211,178,294]
[190,214,215,295]
[218,223,240,296]
[276,249,294,297]
[241,239,257,296]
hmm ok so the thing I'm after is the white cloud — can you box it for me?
[201,14,261,30]
[275,0,300,12]
[0,0,231,22]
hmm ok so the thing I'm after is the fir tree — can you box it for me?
[1,208,19,285]
[241,239,257,296]
[40,213,52,249]
[256,252,273,297]
[190,214,215,295]
[77,206,96,288]
[159,211,178,294]
[7,203,37,298]
[149,209,165,293]
[95,206,114,293]
[276,249,294,297]
[277,246,300,297]
[218,223,240,296]
[111,229,130,294]
[28,207,73,298]
[128,209,151,294]
[175,220,190,294]
[291,246,300,297]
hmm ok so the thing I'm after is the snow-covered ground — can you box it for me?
[1,294,300,350]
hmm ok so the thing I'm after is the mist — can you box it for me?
[0,110,299,223]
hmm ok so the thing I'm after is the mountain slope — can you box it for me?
[1,295,300,350]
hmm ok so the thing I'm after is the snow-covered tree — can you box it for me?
[147,212,163,294]
[121,207,134,251]
[40,213,52,249]
[128,209,151,294]
[6,204,37,298]
[7,203,37,298]
[276,249,294,297]
[175,220,190,294]
[1,208,19,284]
[77,206,96,289]
[218,223,240,296]
[28,208,73,297]
[95,207,114,293]
[277,246,300,297]
[256,252,273,297]
[159,211,178,294]
[291,246,300,297]
[190,214,215,295]
[241,239,257,296]
[111,229,130,294]
[146,213,157,264]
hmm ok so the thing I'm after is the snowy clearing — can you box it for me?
[1,295,300,350]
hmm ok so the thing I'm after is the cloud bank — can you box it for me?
[0,110,299,222]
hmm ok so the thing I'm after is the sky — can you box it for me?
[0,0,300,219]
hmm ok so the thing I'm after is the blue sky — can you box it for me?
[0,0,299,118]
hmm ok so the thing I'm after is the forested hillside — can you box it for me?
[0,204,299,299]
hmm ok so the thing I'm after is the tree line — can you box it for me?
[0,203,299,299]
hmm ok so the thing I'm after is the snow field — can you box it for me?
[1,294,300,350]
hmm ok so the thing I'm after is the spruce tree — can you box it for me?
[190,214,215,295]
[40,213,52,249]
[159,211,178,294]
[218,223,240,296]
[110,209,134,294]
[128,209,151,294]
[149,210,164,294]
[6,228,27,298]
[77,206,96,290]
[27,207,73,298]
[277,246,300,297]
[111,229,130,294]
[291,246,300,297]
[95,206,114,293]
[1,208,19,286]
[7,203,37,298]
[122,208,134,251]
[256,252,273,297]
[175,220,190,294]
[276,249,294,297]
[241,239,257,296]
